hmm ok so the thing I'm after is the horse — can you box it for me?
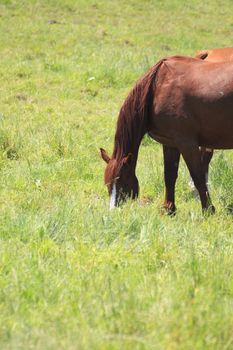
[184,47,233,189]
[100,55,233,213]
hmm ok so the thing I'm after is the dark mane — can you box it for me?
[112,58,166,161]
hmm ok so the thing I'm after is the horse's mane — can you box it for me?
[112,58,166,161]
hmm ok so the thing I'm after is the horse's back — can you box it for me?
[162,56,233,98]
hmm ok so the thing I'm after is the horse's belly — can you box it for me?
[197,114,233,149]
[148,131,176,147]
[199,136,233,149]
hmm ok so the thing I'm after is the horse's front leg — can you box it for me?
[163,145,180,215]
[178,142,215,214]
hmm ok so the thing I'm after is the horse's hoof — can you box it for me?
[203,205,215,215]
[162,204,176,217]
[167,208,176,217]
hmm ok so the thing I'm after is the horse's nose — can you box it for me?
[109,183,117,210]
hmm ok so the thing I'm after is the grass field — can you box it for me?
[1,0,233,349]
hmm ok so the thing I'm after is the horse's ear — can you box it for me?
[123,153,132,165]
[100,148,110,163]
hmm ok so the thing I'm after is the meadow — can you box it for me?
[1,0,233,349]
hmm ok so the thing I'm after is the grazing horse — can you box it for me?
[186,47,233,189]
[101,56,233,213]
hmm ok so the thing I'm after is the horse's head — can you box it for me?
[100,148,139,209]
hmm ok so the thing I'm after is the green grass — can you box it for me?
[1,0,233,349]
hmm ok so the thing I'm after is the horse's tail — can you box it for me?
[195,50,209,60]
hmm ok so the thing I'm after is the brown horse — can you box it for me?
[163,48,233,194]
[101,55,233,213]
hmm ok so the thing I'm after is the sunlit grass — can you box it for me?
[1,0,233,349]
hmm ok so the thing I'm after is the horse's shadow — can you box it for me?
[225,203,233,214]
[183,187,199,202]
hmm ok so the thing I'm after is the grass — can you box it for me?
[1,0,233,349]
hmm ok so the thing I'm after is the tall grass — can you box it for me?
[1,0,233,349]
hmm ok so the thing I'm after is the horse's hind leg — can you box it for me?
[189,147,214,190]
[163,145,180,215]
[200,147,214,184]
[179,143,215,214]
